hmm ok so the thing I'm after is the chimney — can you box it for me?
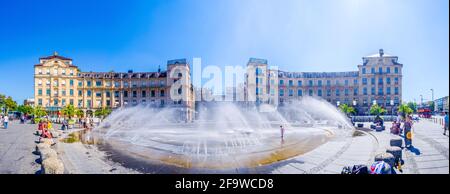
[379,49,384,57]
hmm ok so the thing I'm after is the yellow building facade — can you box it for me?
[34,52,195,120]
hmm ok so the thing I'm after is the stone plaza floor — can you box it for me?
[0,119,448,174]
[267,118,449,174]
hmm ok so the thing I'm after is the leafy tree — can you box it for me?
[75,109,84,118]
[339,104,356,116]
[94,108,112,119]
[17,105,34,115]
[398,103,413,118]
[61,105,77,119]
[33,106,47,118]
[407,102,417,113]
[2,96,17,114]
[370,104,386,116]
[428,101,435,112]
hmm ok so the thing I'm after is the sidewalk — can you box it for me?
[0,121,41,174]
[270,119,449,174]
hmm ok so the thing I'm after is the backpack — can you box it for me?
[341,166,352,174]
[352,165,369,174]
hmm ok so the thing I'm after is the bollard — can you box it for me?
[374,152,395,168]
[386,146,402,162]
[390,137,403,147]
[36,143,51,154]
[40,148,58,162]
[41,157,64,174]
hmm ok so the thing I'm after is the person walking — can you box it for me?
[280,125,285,141]
[3,115,9,129]
[444,112,449,136]
[403,116,413,148]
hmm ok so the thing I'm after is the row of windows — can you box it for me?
[37,68,75,76]
[361,77,399,85]
[279,98,401,106]
[36,79,167,88]
[36,98,167,107]
[37,89,166,98]
[276,87,399,97]
[278,79,359,87]
[361,66,399,74]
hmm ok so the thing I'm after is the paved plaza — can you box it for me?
[0,118,448,174]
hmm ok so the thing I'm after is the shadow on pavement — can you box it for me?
[407,146,421,155]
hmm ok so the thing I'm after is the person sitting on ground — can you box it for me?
[374,115,383,126]
[390,120,399,135]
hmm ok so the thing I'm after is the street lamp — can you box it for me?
[430,89,434,114]
[373,100,377,105]
[337,101,340,107]
[390,100,394,120]
[431,89,434,102]
[420,95,423,106]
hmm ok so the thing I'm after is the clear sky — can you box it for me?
[0,0,448,104]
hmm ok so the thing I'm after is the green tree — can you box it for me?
[398,103,413,118]
[61,104,80,119]
[33,106,47,118]
[428,101,435,112]
[370,104,386,116]
[94,108,112,119]
[339,104,356,116]
[75,109,84,118]
[407,102,418,113]
[17,105,34,115]
[3,96,17,114]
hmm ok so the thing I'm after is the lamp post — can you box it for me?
[390,99,394,120]
[420,95,423,106]
[337,101,340,107]
[430,89,434,114]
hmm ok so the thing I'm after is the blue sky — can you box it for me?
[0,0,448,104]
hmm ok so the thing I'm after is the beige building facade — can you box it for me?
[34,52,195,120]
[246,49,403,115]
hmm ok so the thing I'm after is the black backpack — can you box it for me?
[351,165,369,174]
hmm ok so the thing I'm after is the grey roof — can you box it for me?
[248,58,268,65]
[167,59,187,65]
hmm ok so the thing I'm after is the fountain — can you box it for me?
[87,97,354,173]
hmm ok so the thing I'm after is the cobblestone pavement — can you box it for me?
[270,119,448,174]
[0,121,40,174]
[0,118,448,174]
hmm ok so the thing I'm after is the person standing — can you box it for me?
[444,112,449,136]
[3,115,9,129]
[280,125,285,140]
[403,116,413,148]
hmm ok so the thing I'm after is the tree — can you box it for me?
[61,104,79,119]
[75,109,84,118]
[94,108,112,119]
[398,103,413,118]
[339,104,356,116]
[407,102,417,113]
[370,104,386,116]
[428,101,435,112]
[17,105,34,116]
[33,106,47,118]
[3,96,17,114]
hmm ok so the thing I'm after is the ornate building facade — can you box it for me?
[245,49,403,115]
[34,52,195,120]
